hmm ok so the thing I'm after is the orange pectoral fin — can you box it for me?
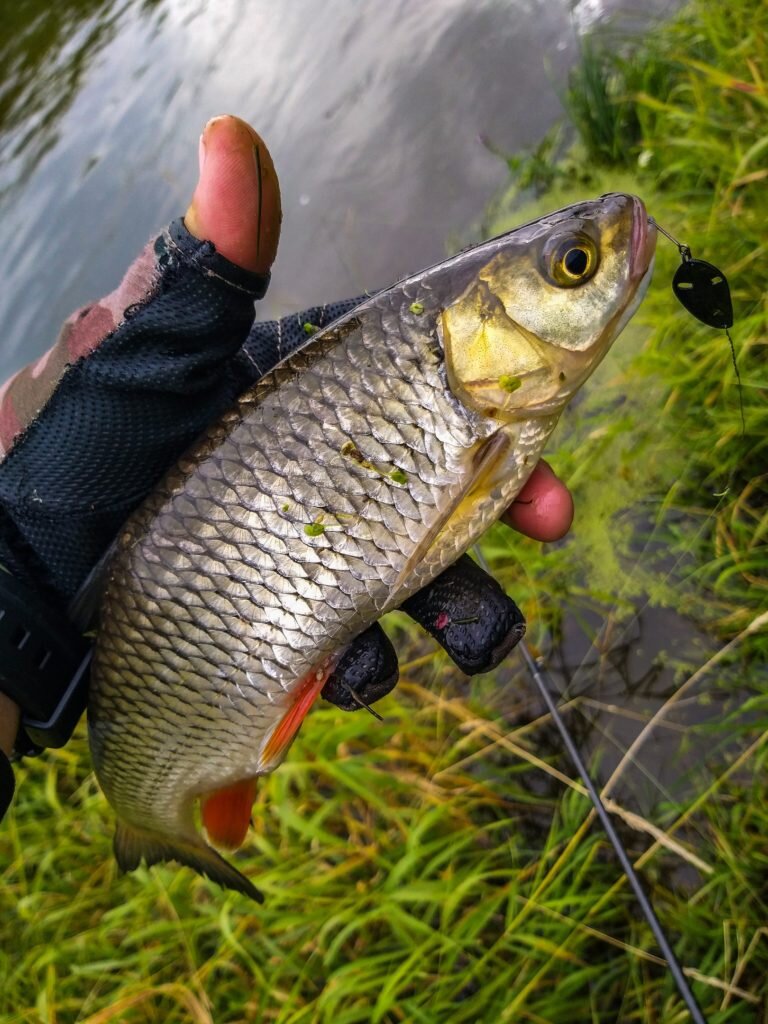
[201,778,257,851]
[260,656,338,770]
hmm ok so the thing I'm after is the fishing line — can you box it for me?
[472,519,712,1015]
[555,210,744,728]
[553,216,745,795]
[500,432,726,807]
[541,213,741,711]
[472,531,691,804]
[343,683,385,721]
[566,213,744,704]
[518,639,708,1024]
[514,461,733,871]
[562,489,728,703]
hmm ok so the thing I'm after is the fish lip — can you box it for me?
[629,196,656,281]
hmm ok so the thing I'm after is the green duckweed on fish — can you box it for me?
[89,194,656,899]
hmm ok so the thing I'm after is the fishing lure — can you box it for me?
[650,217,744,432]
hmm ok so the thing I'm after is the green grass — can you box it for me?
[2,1,768,1021]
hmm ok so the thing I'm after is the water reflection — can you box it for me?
[1,0,130,191]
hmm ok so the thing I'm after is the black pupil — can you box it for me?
[564,247,589,276]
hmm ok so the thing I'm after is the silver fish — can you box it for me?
[89,193,656,898]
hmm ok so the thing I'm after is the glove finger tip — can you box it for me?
[322,624,399,712]
[402,555,526,676]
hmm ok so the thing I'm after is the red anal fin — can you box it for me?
[201,778,257,851]
[261,657,336,770]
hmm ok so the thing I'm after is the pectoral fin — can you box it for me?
[114,819,263,902]
[391,429,515,594]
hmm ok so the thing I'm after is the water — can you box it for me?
[0,0,659,378]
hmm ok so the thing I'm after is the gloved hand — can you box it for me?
[0,115,573,821]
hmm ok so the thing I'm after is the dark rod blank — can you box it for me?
[518,640,707,1024]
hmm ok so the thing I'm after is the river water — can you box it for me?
[1,0,662,377]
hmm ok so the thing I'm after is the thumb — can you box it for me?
[184,115,282,274]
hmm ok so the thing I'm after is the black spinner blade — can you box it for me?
[651,216,743,433]
[672,258,733,329]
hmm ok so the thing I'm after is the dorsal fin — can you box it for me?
[241,316,362,410]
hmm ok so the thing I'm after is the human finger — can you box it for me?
[502,460,574,542]
[185,114,281,273]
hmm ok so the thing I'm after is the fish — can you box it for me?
[88,193,656,900]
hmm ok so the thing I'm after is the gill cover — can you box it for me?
[440,194,652,421]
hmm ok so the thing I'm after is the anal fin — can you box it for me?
[114,819,263,902]
[201,778,257,851]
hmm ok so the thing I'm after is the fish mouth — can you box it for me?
[629,196,656,281]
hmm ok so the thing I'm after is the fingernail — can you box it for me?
[198,116,228,174]
[198,116,230,177]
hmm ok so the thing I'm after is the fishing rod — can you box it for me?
[516,639,707,1024]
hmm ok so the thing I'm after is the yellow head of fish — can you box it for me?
[440,193,655,419]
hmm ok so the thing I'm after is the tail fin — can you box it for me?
[114,820,263,902]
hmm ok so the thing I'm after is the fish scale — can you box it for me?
[88,194,656,897]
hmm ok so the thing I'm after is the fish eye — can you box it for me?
[543,233,599,288]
